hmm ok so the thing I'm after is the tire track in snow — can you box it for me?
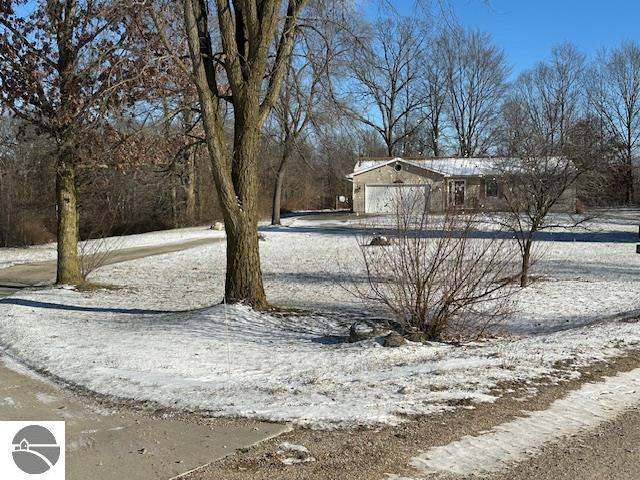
[388,367,640,479]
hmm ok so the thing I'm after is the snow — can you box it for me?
[277,442,315,465]
[0,397,15,406]
[0,225,222,270]
[348,156,563,178]
[0,211,639,427]
[389,367,640,478]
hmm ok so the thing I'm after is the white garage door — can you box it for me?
[365,184,431,214]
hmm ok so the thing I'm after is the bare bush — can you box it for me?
[78,218,124,282]
[347,191,519,342]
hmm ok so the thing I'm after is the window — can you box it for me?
[486,178,499,198]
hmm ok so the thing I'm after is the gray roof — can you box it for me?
[347,157,506,178]
[347,156,568,178]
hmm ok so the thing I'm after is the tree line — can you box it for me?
[0,0,638,307]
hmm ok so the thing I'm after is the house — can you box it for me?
[346,156,576,214]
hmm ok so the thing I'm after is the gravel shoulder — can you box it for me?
[186,349,640,480]
[484,405,640,480]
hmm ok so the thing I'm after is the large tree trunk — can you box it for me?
[181,0,305,309]
[224,209,266,306]
[55,152,82,285]
[222,113,268,308]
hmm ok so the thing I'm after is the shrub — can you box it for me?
[14,219,55,246]
[347,190,519,341]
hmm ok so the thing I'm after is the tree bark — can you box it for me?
[184,147,197,224]
[223,111,268,307]
[55,151,82,285]
[520,238,533,287]
[626,160,635,205]
[224,208,266,305]
[271,147,291,225]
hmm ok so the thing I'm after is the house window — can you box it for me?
[486,178,499,198]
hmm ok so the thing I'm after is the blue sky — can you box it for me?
[390,0,640,77]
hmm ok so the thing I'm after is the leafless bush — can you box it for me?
[347,191,519,342]
[78,218,124,282]
[13,219,55,246]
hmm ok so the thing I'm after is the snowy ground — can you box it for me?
[284,207,640,233]
[0,225,222,269]
[0,210,639,427]
[392,366,640,478]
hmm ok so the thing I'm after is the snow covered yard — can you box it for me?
[0,211,638,427]
[0,225,223,269]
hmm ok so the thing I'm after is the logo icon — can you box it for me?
[12,425,61,474]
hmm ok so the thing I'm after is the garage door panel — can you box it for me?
[365,184,431,214]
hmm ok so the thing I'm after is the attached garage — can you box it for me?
[364,184,431,214]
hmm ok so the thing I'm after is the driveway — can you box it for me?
[0,237,290,480]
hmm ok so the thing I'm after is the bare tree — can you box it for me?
[496,118,603,287]
[269,17,335,225]
[589,42,640,204]
[497,96,532,156]
[442,26,509,157]
[421,32,448,156]
[0,0,144,284]
[348,192,518,341]
[148,0,312,307]
[515,43,586,153]
[336,17,427,157]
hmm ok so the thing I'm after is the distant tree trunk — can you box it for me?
[431,125,440,157]
[271,145,291,225]
[170,182,178,227]
[55,150,82,285]
[181,106,197,225]
[626,155,635,205]
[183,146,197,224]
